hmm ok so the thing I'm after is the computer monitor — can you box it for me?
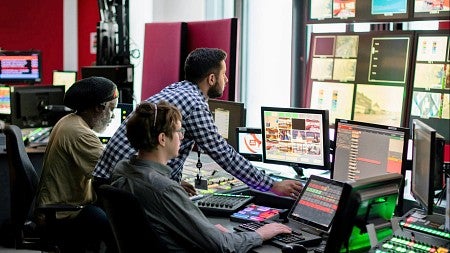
[261,106,330,177]
[10,85,66,128]
[332,119,410,181]
[96,103,133,144]
[0,86,11,115]
[411,119,445,215]
[208,99,246,150]
[236,127,262,162]
[326,173,403,252]
[0,50,42,83]
[52,70,77,91]
[332,119,409,213]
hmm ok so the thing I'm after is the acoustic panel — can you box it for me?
[141,22,187,100]
[186,18,238,101]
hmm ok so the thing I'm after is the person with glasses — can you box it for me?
[35,77,119,252]
[111,101,292,252]
[94,47,302,198]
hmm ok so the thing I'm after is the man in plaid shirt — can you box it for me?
[93,48,302,198]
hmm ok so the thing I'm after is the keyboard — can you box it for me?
[194,193,254,216]
[234,221,322,248]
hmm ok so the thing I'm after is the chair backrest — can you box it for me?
[97,184,168,253]
[3,125,40,248]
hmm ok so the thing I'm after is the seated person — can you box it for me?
[111,101,292,252]
[35,77,118,252]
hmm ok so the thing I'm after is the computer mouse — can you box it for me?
[281,244,307,253]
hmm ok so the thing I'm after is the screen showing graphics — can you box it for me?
[372,0,408,15]
[261,107,330,175]
[0,50,42,83]
[332,119,409,182]
[236,127,262,162]
[97,103,133,144]
[414,0,450,19]
[411,33,450,122]
[368,37,411,83]
[53,70,77,91]
[411,119,445,215]
[353,84,405,126]
[208,99,246,150]
[0,86,11,115]
[310,82,354,124]
[307,0,356,22]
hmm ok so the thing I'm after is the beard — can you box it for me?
[207,81,223,99]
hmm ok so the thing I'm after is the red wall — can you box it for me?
[0,1,63,85]
[78,0,99,74]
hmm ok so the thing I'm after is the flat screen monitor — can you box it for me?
[261,107,330,177]
[97,103,133,144]
[10,85,66,128]
[413,0,450,20]
[411,119,445,215]
[356,0,410,22]
[326,173,403,252]
[332,119,409,214]
[0,50,42,83]
[236,127,262,162]
[332,119,410,181]
[52,70,77,91]
[208,99,246,150]
[0,86,11,115]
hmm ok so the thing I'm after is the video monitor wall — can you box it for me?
[307,32,414,127]
[410,32,449,123]
[306,0,449,23]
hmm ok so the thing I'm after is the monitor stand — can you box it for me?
[291,165,306,180]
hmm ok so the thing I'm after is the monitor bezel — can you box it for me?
[9,85,66,128]
[0,50,42,83]
[410,118,439,215]
[331,118,410,180]
[52,70,78,91]
[288,174,352,233]
[208,99,246,150]
[261,106,331,171]
[235,127,263,162]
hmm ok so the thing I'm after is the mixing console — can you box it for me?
[182,153,247,194]
[370,209,450,253]
[193,193,254,216]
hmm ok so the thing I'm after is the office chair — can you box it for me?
[97,184,168,253]
[3,124,83,252]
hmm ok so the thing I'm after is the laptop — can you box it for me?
[235,175,351,248]
[235,127,262,162]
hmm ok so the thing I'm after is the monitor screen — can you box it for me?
[236,127,262,162]
[289,175,351,233]
[327,173,403,252]
[332,119,409,182]
[357,0,410,21]
[10,85,66,128]
[413,0,450,20]
[97,103,133,144]
[261,107,330,176]
[0,86,11,115]
[208,99,246,150]
[53,70,77,91]
[0,50,42,83]
[411,119,445,215]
